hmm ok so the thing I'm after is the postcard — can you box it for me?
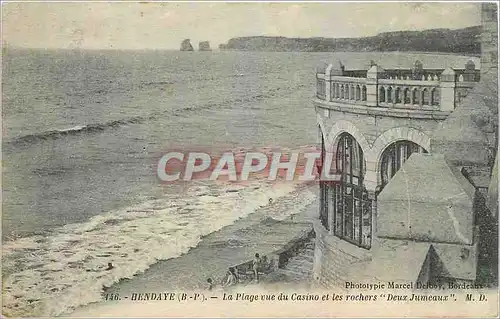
[2,1,498,317]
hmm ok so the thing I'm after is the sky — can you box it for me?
[2,2,482,50]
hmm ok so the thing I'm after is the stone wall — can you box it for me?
[316,108,440,191]
[311,3,497,289]
[317,108,439,146]
[312,221,370,288]
[481,3,498,77]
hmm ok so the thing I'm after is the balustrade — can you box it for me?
[329,78,368,103]
[316,61,478,112]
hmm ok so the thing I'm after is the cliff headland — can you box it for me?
[218,26,480,54]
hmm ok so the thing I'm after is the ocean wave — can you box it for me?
[5,84,303,148]
[5,116,148,147]
[1,181,301,317]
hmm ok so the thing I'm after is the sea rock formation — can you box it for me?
[199,41,212,51]
[180,39,194,51]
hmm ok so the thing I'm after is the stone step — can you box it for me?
[284,264,312,275]
[283,259,313,271]
[287,255,314,264]
[277,270,312,281]
[262,237,316,284]
[283,259,313,269]
[277,268,309,277]
[288,260,313,269]
[301,251,315,259]
[300,255,314,264]
[302,251,315,258]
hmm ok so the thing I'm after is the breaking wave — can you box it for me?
[5,84,300,148]
[2,181,316,317]
[5,117,148,146]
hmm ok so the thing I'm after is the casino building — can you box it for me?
[312,3,498,288]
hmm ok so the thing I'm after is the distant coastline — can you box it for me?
[3,25,481,54]
[218,26,480,55]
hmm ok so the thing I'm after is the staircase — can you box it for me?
[271,238,315,283]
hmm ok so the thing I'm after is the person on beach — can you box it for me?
[253,253,261,282]
[105,262,114,271]
[206,278,214,291]
[223,267,238,288]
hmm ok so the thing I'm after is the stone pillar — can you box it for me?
[364,157,378,245]
[439,67,456,111]
[367,190,377,243]
[325,64,333,101]
[463,60,476,82]
[364,160,378,193]
[316,125,323,148]
[366,65,384,107]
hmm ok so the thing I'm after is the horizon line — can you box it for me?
[2,24,481,51]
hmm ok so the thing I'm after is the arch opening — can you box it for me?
[395,87,402,103]
[321,133,372,249]
[379,87,386,103]
[404,88,411,104]
[380,140,428,189]
[412,88,419,105]
[421,88,429,105]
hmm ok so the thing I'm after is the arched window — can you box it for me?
[356,85,361,100]
[421,89,429,105]
[380,140,428,188]
[340,85,345,99]
[379,87,386,103]
[361,86,367,101]
[336,84,340,98]
[404,88,411,104]
[350,85,355,100]
[326,133,372,249]
[395,87,402,103]
[344,85,349,99]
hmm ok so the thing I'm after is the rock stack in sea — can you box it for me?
[180,39,194,51]
[199,41,212,51]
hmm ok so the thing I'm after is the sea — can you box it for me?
[1,48,478,316]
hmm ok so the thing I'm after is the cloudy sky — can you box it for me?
[2,2,481,50]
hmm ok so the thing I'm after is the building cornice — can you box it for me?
[313,98,451,120]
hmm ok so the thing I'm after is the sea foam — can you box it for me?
[2,181,312,317]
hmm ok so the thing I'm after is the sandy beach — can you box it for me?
[65,184,319,316]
